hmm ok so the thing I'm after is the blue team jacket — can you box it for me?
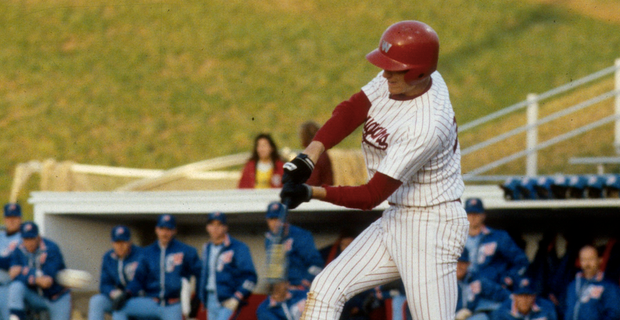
[265,224,324,288]
[471,227,529,287]
[491,296,558,320]
[99,244,142,296]
[256,289,307,320]
[564,272,620,320]
[457,275,511,311]
[126,238,200,300]
[198,234,257,304]
[10,237,68,301]
[0,230,21,273]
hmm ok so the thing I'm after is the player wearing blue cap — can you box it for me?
[455,248,511,320]
[198,212,257,320]
[7,221,71,320]
[88,225,142,320]
[491,277,557,320]
[264,201,323,290]
[464,198,529,288]
[256,281,307,320]
[112,214,201,320]
[1,203,22,320]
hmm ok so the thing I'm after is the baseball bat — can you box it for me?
[265,199,290,283]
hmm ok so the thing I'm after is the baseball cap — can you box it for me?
[4,203,22,217]
[266,201,284,219]
[156,214,176,229]
[513,277,537,295]
[21,221,39,239]
[111,225,131,242]
[207,212,227,225]
[464,198,484,214]
[458,247,470,263]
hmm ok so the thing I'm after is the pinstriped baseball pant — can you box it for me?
[301,201,469,320]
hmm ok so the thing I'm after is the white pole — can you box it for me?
[526,93,539,176]
[615,58,620,154]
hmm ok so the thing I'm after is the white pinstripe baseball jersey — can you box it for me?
[361,71,464,206]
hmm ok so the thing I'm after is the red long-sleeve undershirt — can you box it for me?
[313,91,370,150]
[312,91,404,210]
[324,172,403,210]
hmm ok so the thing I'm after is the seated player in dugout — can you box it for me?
[197,212,257,320]
[464,198,529,289]
[0,203,23,320]
[8,222,71,320]
[256,280,307,320]
[491,276,558,320]
[264,201,323,291]
[88,225,142,320]
[564,244,620,320]
[111,214,201,320]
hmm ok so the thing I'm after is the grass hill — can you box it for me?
[1,0,620,218]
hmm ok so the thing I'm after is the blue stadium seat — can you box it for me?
[585,175,606,198]
[534,176,554,200]
[603,174,620,198]
[550,175,571,199]
[566,175,588,199]
[501,177,522,200]
[517,177,538,200]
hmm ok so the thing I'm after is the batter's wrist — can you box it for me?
[311,186,326,200]
[304,141,325,164]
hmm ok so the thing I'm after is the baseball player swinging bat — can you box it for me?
[265,199,291,283]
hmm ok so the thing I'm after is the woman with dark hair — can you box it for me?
[238,133,284,189]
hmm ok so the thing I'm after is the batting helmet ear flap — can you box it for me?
[366,20,440,85]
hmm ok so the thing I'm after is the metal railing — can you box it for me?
[461,58,620,182]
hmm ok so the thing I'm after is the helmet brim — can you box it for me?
[366,49,412,71]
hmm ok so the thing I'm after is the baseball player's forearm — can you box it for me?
[313,172,402,210]
[302,141,325,165]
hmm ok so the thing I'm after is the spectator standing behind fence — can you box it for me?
[8,222,71,320]
[238,133,285,189]
[299,121,333,187]
[256,280,307,320]
[112,214,201,320]
[265,201,324,290]
[491,276,557,320]
[88,225,142,320]
[564,244,620,320]
[198,212,257,320]
[1,203,22,320]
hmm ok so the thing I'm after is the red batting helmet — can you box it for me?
[366,20,439,84]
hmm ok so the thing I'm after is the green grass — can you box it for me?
[1,0,620,218]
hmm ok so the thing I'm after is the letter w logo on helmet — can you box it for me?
[380,40,392,53]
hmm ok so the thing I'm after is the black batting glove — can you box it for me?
[280,182,312,209]
[283,154,315,184]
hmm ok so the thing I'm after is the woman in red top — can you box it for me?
[238,133,284,189]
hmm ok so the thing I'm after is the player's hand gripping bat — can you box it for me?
[265,199,291,283]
